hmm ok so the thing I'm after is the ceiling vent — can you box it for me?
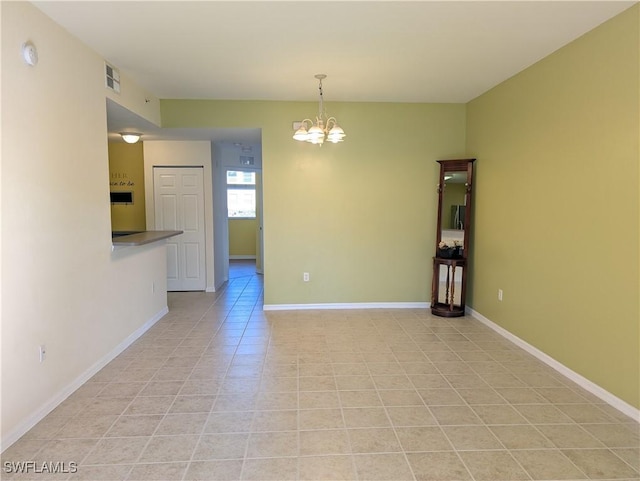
[105,62,120,93]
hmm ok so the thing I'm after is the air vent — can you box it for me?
[105,62,120,93]
[240,156,254,166]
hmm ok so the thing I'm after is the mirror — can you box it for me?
[431,159,475,317]
[440,171,467,254]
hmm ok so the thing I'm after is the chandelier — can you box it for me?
[293,74,346,145]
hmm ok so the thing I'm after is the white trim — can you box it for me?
[229,255,256,260]
[466,306,640,422]
[1,307,169,452]
[263,302,430,311]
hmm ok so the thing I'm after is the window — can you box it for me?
[227,170,256,218]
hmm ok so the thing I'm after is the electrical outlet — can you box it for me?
[498,289,503,301]
[303,272,310,282]
[39,345,46,363]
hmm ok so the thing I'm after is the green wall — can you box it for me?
[229,218,257,257]
[161,100,467,304]
[466,5,639,408]
[109,142,146,231]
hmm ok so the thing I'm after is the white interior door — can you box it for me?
[153,167,206,291]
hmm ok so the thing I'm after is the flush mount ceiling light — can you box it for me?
[293,74,345,146]
[120,133,141,144]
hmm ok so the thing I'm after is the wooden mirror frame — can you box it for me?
[431,158,475,317]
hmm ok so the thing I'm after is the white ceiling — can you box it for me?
[34,1,635,143]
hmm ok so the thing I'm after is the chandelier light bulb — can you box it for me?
[293,75,345,146]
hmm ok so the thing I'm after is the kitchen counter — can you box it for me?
[111,230,183,247]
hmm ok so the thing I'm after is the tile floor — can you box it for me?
[2,261,639,480]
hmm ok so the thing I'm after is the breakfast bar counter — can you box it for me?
[111,230,183,247]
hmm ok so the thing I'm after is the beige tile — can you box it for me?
[338,390,382,408]
[556,403,617,424]
[342,407,389,428]
[372,375,414,390]
[124,396,175,415]
[67,464,131,481]
[83,437,150,464]
[298,376,337,392]
[212,393,257,412]
[471,404,528,425]
[56,414,118,438]
[535,387,590,403]
[1,438,48,463]
[408,374,450,389]
[240,457,297,481]
[96,382,145,398]
[255,391,298,410]
[581,423,640,448]
[299,391,340,409]
[514,404,574,424]
[418,388,465,406]
[352,453,415,480]
[14,284,640,481]
[443,374,489,389]
[378,389,424,407]
[33,438,99,464]
[442,425,503,450]
[459,450,529,480]
[126,462,188,480]
[335,375,376,390]
[139,381,185,396]
[299,408,345,430]
[246,431,298,458]
[252,410,298,432]
[259,376,298,392]
[183,460,243,481]
[83,397,135,416]
[406,451,472,480]
[155,413,208,435]
[203,411,254,433]
[298,362,334,377]
[179,379,221,396]
[168,395,215,414]
[138,435,199,463]
[386,406,437,427]
[512,449,586,480]
[106,415,163,437]
[396,426,453,452]
[192,433,249,460]
[536,424,605,448]
[490,424,554,449]
[562,448,640,479]
[456,388,506,405]
[348,427,401,453]
[612,448,640,471]
[299,429,351,456]
[494,387,548,404]
[332,362,369,375]
[298,455,356,481]
[430,405,483,425]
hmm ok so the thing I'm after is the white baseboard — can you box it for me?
[229,255,256,260]
[1,306,169,452]
[263,302,430,311]
[466,306,640,422]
